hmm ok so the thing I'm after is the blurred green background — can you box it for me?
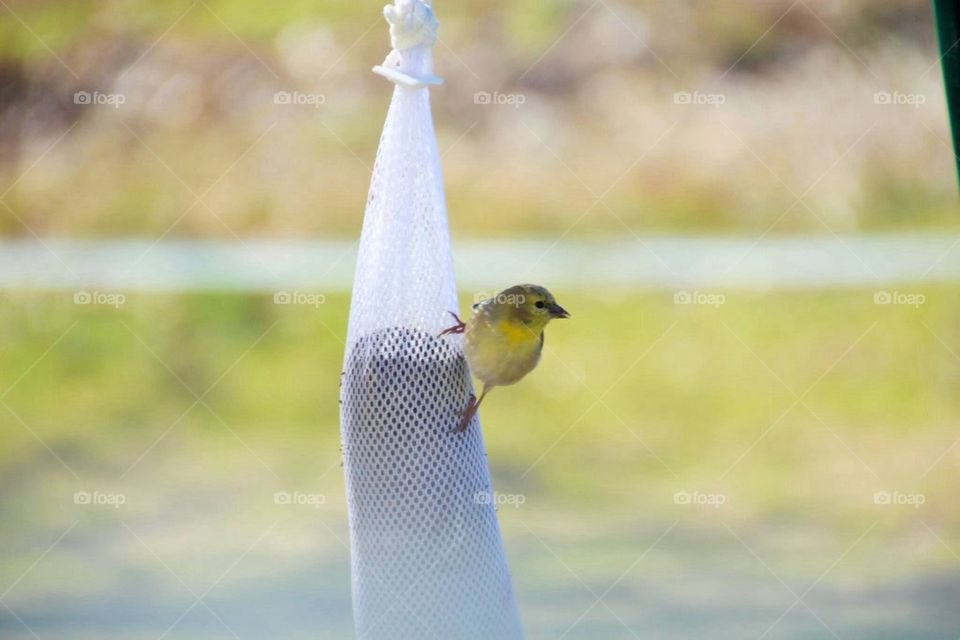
[1,0,959,638]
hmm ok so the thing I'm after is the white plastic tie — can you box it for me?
[372,0,443,89]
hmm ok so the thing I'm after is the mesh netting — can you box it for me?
[338,27,524,640]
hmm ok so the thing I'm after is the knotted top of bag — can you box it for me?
[385,0,438,50]
[372,0,443,88]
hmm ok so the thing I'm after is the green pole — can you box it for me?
[933,0,960,186]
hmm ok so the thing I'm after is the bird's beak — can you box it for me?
[548,303,570,319]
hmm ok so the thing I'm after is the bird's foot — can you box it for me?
[438,311,466,337]
[452,393,478,433]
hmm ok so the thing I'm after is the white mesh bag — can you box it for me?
[339,2,525,638]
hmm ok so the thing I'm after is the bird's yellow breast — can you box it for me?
[464,312,543,388]
[497,318,540,347]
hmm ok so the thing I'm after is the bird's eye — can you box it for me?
[534,300,545,309]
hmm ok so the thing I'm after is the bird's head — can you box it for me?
[493,284,569,329]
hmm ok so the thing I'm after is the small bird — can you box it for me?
[440,284,569,432]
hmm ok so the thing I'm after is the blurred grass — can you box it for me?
[0,0,934,51]
[2,288,958,563]
[2,287,958,638]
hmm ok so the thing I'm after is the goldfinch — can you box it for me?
[440,284,569,432]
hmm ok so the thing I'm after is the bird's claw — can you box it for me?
[451,393,478,433]
[438,311,466,337]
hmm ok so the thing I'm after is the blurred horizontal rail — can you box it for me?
[1,235,958,292]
